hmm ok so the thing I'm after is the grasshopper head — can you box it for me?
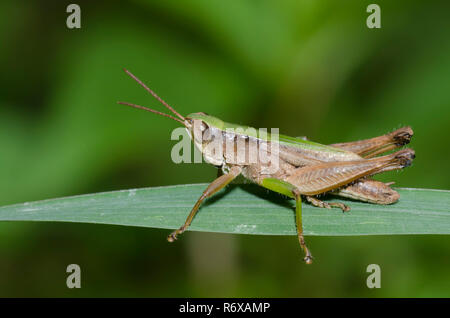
[185,112,225,166]
[185,112,224,131]
[185,112,225,142]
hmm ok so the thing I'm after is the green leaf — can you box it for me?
[0,184,449,236]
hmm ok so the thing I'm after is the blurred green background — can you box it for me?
[0,0,449,297]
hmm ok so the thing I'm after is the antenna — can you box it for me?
[117,101,185,125]
[121,69,185,121]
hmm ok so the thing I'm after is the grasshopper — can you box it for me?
[118,69,415,264]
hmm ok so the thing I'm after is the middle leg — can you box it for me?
[260,178,313,264]
[305,196,350,212]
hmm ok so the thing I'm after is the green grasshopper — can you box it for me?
[118,69,415,264]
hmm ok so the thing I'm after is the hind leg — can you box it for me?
[330,127,413,158]
[286,149,414,212]
[332,179,400,204]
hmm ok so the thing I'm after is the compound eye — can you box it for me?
[191,120,210,139]
[200,121,209,132]
[203,125,215,142]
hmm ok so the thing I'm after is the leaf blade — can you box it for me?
[0,184,449,236]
